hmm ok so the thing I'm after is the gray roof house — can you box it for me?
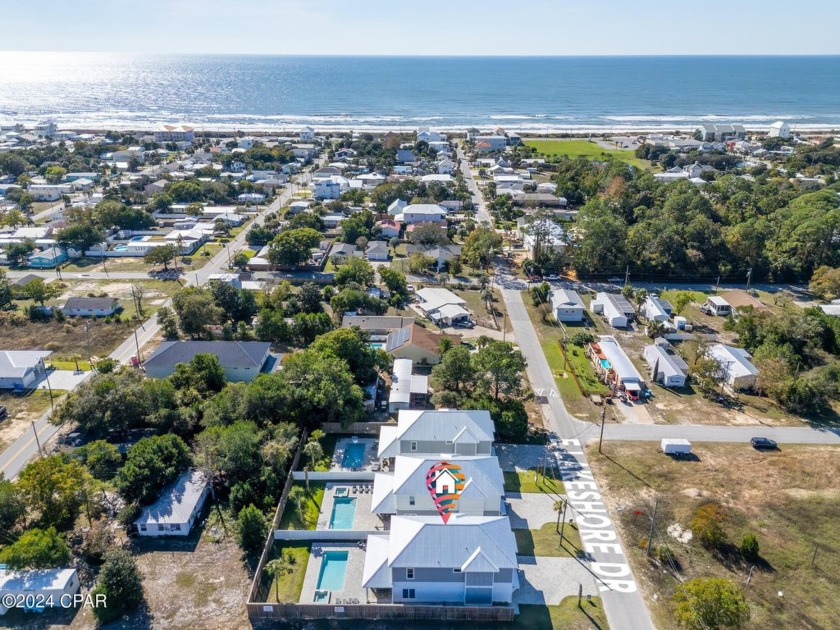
[362,515,519,605]
[62,297,121,317]
[371,455,504,517]
[143,341,271,382]
[378,409,495,459]
[366,240,390,261]
[644,340,689,388]
[0,350,51,390]
[135,469,209,537]
[550,288,585,322]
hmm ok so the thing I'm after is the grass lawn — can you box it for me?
[589,442,840,630]
[47,359,92,371]
[453,288,512,332]
[277,482,326,530]
[503,469,565,496]
[524,138,650,169]
[265,543,311,603]
[515,522,583,558]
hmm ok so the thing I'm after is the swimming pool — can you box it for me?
[113,245,129,251]
[328,497,357,529]
[369,342,386,350]
[600,359,611,369]
[316,551,349,591]
[341,443,366,468]
[129,236,146,242]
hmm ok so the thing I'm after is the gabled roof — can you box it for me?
[708,344,759,378]
[382,455,503,507]
[461,547,498,573]
[0,568,77,592]
[63,297,119,311]
[378,409,494,458]
[0,350,51,377]
[342,315,415,330]
[135,469,208,526]
[143,341,270,371]
[551,288,584,309]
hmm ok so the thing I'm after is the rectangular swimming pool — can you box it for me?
[341,443,366,468]
[599,359,611,369]
[328,497,357,529]
[316,551,349,591]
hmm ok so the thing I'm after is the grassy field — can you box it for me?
[265,543,311,603]
[515,522,583,558]
[277,482,326,530]
[524,138,650,169]
[0,318,136,357]
[453,288,512,332]
[589,442,840,630]
[503,469,565,495]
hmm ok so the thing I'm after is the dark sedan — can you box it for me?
[750,437,778,450]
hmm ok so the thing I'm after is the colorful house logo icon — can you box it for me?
[425,461,466,524]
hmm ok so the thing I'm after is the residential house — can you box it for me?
[328,242,360,263]
[207,273,242,288]
[510,193,566,208]
[299,126,315,142]
[719,290,768,312]
[62,297,121,317]
[27,246,68,268]
[313,166,342,180]
[0,350,51,390]
[396,149,416,164]
[28,184,73,201]
[589,335,645,400]
[362,515,519,604]
[287,200,312,215]
[520,219,567,259]
[237,193,266,204]
[313,176,349,200]
[590,292,634,328]
[472,136,507,152]
[143,341,272,381]
[292,144,316,160]
[378,409,495,459]
[417,129,443,143]
[400,204,447,225]
[415,287,470,325]
[388,199,408,215]
[644,340,689,388]
[640,295,673,322]
[768,121,791,139]
[550,288,585,322]
[405,244,461,272]
[386,323,460,365]
[371,454,504,516]
[377,218,402,239]
[0,568,80,615]
[703,296,732,316]
[387,358,429,412]
[707,344,759,391]
[135,469,209,537]
[437,157,455,175]
[366,240,390,261]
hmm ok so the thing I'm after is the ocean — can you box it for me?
[1,53,839,133]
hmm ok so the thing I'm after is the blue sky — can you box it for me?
[4,0,840,55]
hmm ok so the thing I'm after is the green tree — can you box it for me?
[430,345,475,397]
[44,165,67,184]
[94,200,154,230]
[472,340,526,400]
[0,473,26,533]
[23,277,61,306]
[75,440,122,480]
[156,306,180,339]
[171,353,227,394]
[2,208,28,229]
[172,287,224,338]
[144,244,178,270]
[302,438,324,492]
[265,553,295,602]
[809,265,840,301]
[740,532,760,561]
[5,239,36,265]
[0,526,71,569]
[407,252,434,274]
[671,291,695,315]
[116,434,192,505]
[461,227,502,269]
[334,256,375,287]
[17,456,90,529]
[91,549,145,624]
[672,578,750,630]
[209,280,257,323]
[56,222,105,253]
[378,267,409,305]
[311,327,383,385]
[268,228,321,267]
[167,179,204,203]
[690,502,728,549]
[237,504,268,555]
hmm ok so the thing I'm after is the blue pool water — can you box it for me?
[113,245,128,251]
[129,236,146,242]
[369,342,386,350]
[341,443,365,468]
[328,497,357,530]
[316,551,349,591]
[600,359,611,369]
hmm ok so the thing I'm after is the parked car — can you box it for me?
[453,320,475,329]
[545,274,560,281]
[0,405,7,421]
[750,437,778,450]
[608,277,623,283]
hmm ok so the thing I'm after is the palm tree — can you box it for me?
[554,499,565,534]
[302,440,324,493]
[647,319,667,339]
[265,556,293,602]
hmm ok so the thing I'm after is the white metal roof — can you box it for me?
[551,288,584,309]
[135,469,208,526]
[0,568,77,592]
[708,344,759,378]
[416,288,466,312]
[644,344,688,378]
[377,410,495,458]
[0,350,51,377]
[598,336,643,383]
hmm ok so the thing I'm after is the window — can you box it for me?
[402,589,415,599]
[453,568,461,573]
[139,525,147,532]
[171,524,181,531]
[410,441,417,452]
[406,568,414,580]
[446,440,453,445]
[409,496,415,506]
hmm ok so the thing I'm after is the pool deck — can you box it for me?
[317,482,384,531]
[300,543,390,605]
[331,437,379,471]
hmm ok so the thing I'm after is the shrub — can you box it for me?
[740,532,760,561]
[570,332,595,347]
[690,502,728,549]
[657,544,674,564]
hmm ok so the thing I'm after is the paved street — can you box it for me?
[0,165,317,479]
[582,421,840,445]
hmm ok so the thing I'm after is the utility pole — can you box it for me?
[44,370,54,410]
[598,406,607,453]
[84,322,92,366]
[560,499,569,540]
[31,421,44,457]
[133,328,142,364]
[624,265,630,286]
[715,275,720,294]
[646,498,659,557]
[746,267,752,291]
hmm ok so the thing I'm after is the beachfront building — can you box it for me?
[588,335,645,400]
[299,126,315,142]
[472,136,507,152]
[135,469,209,537]
[550,288,585,322]
[767,121,791,139]
[590,292,634,328]
[154,124,195,144]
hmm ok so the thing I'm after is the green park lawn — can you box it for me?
[525,138,649,169]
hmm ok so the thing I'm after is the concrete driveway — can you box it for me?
[495,443,551,472]
[515,556,599,605]
[506,492,566,530]
[36,370,92,391]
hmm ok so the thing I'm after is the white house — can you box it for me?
[362,515,519,605]
[365,240,390,261]
[387,358,429,412]
[0,350,52,390]
[299,126,315,142]
[641,295,673,322]
[0,568,80,615]
[437,157,455,175]
[62,297,121,317]
[644,340,689,388]
[378,409,495,459]
[28,184,73,201]
[521,219,567,259]
[371,455,504,516]
[400,204,447,225]
[707,344,759,391]
[313,177,349,200]
[415,287,470,325]
[135,469,209,537]
[768,121,791,139]
[550,288,585,322]
[591,335,645,399]
[704,296,732,316]
[590,293,634,328]
[377,219,401,238]
[387,198,408,216]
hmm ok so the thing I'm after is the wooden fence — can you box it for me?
[321,421,396,435]
[248,602,515,623]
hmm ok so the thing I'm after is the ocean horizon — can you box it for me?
[1,53,839,133]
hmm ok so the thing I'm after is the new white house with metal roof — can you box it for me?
[0,568,80,615]
[371,455,504,517]
[362,515,519,605]
[591,335,645,399]
[644,340,689,388]
[378,409,495,459]
[0,350,51,390]
[135,469,209,537]
[550,288,585,322]
[640,295,673,322]
[707,344,759,391]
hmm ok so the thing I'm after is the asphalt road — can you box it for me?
[0,166,316,479]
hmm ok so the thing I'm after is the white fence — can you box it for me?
[290,471,375,482]
[273,530,374,541]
